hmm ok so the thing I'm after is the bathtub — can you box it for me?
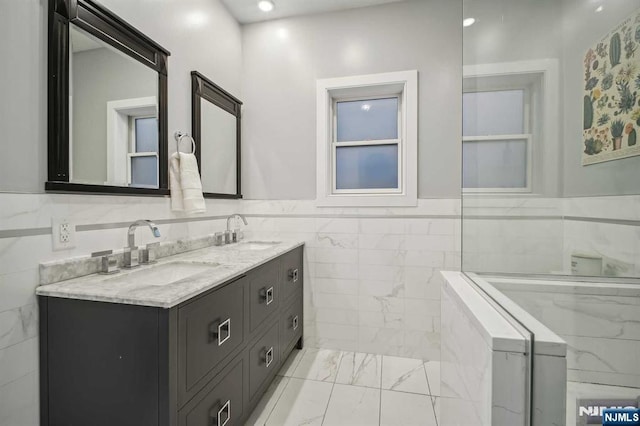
[440,271,567,426]
[441,271,640,426]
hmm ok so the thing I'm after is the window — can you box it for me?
[105,96,158,188]
[462,89,532,192]
[317,71,418,207]
[462,59,560,196]
[128,116,159,188]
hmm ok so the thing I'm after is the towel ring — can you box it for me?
[174,131,196,154]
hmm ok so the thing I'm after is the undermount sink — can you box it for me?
[229,241,281,251]
[105,261,217,286]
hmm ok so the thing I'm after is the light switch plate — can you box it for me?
[52,218,76,251]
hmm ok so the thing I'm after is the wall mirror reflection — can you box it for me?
[191,71,242,198]
[70,26,159,188]
[47,0,170,195]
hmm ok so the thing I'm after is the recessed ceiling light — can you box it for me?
[595,5,604,12]
[361,104,371,111]
[258,0,275,12]
[463,18,476,27]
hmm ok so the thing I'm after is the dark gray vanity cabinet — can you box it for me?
[39,246,303,426]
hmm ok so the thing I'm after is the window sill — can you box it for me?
[316,193,417,207]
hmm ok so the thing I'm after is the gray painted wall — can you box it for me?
[72,47,156,184]
[241,0,463,199]
[0,0,242,194]
[561,0,640,197]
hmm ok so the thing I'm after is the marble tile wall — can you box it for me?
[563,195,640,277]
[499,288,640,389]
[461,197,565,274]
[241,199,462,360]
[0,194,460,424]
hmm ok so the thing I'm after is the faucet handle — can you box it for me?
[141,242,160,265]
[92,250,120,275]
[123,246,140,269]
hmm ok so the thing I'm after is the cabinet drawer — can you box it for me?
[249,321,280,400]
[248,261,280,332]
[182,358,244,426]
[280,296,303,356]
[280,248,303,302]
[179,277,245,396]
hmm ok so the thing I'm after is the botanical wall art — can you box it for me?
[583,8,640,165]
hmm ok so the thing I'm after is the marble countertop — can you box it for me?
[36,240,304,308]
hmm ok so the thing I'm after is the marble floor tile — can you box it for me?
[335,352,382,388]
[245,376,290,426]
[424,361,440,396]
[381,356,429,394]
[380,390,437,426]
[292,348,343,382]
[265,378,333,426]
[277,348,306,378]
[322,384,381,426]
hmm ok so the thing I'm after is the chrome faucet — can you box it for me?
[124,220,161,268]
[225,214,248,244]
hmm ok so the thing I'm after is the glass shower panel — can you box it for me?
[460,1,640,426]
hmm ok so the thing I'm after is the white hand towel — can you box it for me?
[178,152,206,214]
[169,153,184,212]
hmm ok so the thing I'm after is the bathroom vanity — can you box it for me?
[37,241,303,426]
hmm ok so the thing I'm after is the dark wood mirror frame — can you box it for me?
[46,0,171,195]
[191,71,243,199]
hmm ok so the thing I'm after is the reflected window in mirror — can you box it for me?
[191,71,242,199]
[69,26,159,188]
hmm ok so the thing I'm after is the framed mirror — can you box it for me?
[47,0,170,195]
[191,71,242,199]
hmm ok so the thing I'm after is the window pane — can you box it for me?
[131,156,158,188]
[463,90,524,136]
[336,98,398,142]
[336,144,398,190]
[463,139,527,188]
[135,117,158,152]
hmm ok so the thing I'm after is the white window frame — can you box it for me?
[463,59,560,196]
[316,70,418,207]
[462,87,533,193]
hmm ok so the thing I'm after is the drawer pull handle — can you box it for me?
[261,286,274,306]
[209,318,231,346]
[210,399,231,426]
[265,346,274,368]
[218,318,231,346]
[293,315,299,331]
[288,268,299,283]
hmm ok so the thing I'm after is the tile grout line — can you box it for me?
[319,351,343,426]
[423,362,439,426]
[378,355,384,426]
[262,349,307,425]
[260,376,291,426]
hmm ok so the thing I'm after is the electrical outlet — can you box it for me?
[52,218,76,251]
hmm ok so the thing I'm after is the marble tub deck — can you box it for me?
[246,348,440,426]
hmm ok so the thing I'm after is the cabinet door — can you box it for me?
[179,277,245,401]
[181,357,244,426]
[248,321,280,400]
[248,261,280,333]
[280,247,303,302]
[280,295,303,358]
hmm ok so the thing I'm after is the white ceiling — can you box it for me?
[221,0,409,24]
